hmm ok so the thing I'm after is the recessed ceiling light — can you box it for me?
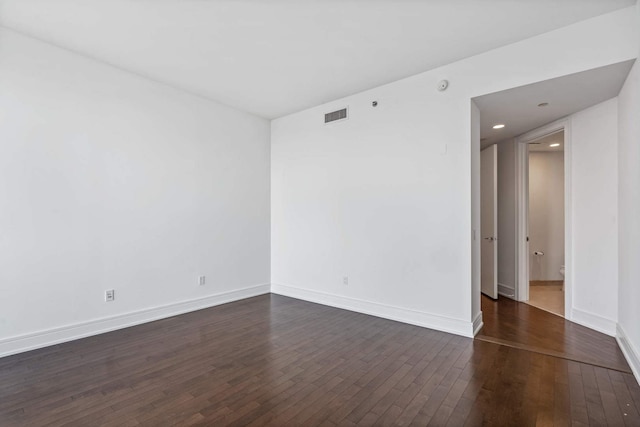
[492,124,505,129]
[538,102,549,107]
[550,143,560,147]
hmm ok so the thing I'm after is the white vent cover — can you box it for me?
[324,108,348,124]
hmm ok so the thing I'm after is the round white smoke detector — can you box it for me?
[437,80,449,91]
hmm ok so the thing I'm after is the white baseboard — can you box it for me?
[472,312,484,336]
[271,283,475,338]
[616,324,640,384]
[570,307,617,336]
[497,283,515,299]
[0,284,270,358]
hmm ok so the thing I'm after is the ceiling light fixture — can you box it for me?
[492,124,505,129]
[538,102,549,107]
[550,143,560,147]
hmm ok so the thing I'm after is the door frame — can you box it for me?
[515,117,572,319]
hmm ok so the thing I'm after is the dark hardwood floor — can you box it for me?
[1,294,638,426]
[478,295,631,373]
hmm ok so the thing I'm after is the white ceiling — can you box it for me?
[475,60,635,149]
[0,0,635,119]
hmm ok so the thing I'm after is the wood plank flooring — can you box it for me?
[478,295,631,373]
[1,294,638,426]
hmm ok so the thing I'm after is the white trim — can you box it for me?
[570,307,617,336]
[515,118,572,322]
[271,283,475,338]
[563,122,573,321]
[515,135,528,301]
[616,324,640,385]
[0,284,270,358]
[497,283,516,299]
[472,312,484,336]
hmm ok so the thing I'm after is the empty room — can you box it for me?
[1,1,639,425]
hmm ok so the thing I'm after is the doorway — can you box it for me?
[472,60,634,336]
[515,119,571,318]
[525,130,565,317]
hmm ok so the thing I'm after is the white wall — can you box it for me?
[0,29,271,356]
[528,151,565,281]
[617,1,640,382]
[570,98,618,334]
[497,140,516,296]
[270,7,637,337]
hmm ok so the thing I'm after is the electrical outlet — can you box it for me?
[343,276,349,286]
[198,275,206,286]
[105,289,115,302]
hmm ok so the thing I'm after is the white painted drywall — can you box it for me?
[528,151,565,281]
[570,98,618,332]
[271,8,637,337]
[497,140,517,296]
[0,29,271,355]
[617,2,640,381]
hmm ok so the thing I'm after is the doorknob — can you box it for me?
[483,237,496,241]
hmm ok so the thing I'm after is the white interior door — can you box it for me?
[481,144,498,299]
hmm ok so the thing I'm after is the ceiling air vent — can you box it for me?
[324,107,348,124]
